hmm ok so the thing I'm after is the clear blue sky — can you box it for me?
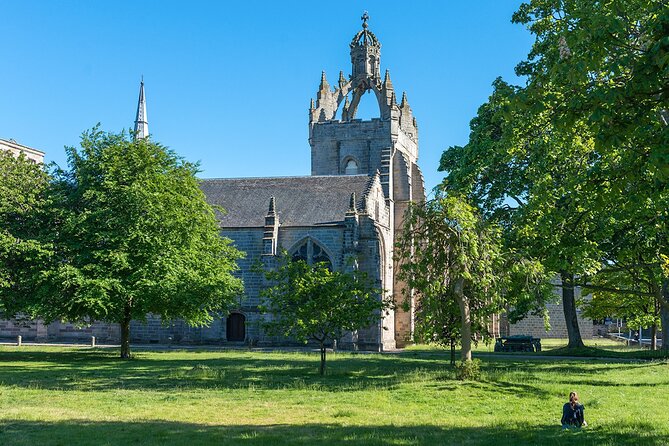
[0,1,533,192]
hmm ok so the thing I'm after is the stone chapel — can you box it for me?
[0,16,425,350]
[198,14,425,350]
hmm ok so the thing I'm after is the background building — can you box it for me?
[0,138,44,163]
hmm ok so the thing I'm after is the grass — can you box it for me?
[405,337,669,360]
[0,345,668,445]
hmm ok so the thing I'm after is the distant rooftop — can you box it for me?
[0,138,45,162]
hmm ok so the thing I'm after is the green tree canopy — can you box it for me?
[440,0,669,348]
[512,0,669,348]
[33,128,243,358]
[395,194,550,361]
[439,80,602,348]
[259,253,389,375]
[0,151,51,318]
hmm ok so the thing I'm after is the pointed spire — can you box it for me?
[319,71,330,92]
[134,78,149,140]
[400,91,408,108]
[390,91,397,107]
[349,192,357,211]
[263,196,279,256]
[268,196,276,215]
[383,70,393,90]
[309,98,315,110]
[338,70,347,88]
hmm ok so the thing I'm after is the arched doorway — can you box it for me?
[226,313,245,342]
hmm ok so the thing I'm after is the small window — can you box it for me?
[344,159,359,175]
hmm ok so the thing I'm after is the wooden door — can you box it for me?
[226,313,245,342]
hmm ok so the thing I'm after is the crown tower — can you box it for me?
[308,13,425,346]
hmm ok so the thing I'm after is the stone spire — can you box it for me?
[349,192,357,212]
[134,78,149,140]
[338,70,347,89]
[319,71,330,94]
[263,196,279,256]
[268,196,276,214]
[343,192,359,263]
[383,70,393,91]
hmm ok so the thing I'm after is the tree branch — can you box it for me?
[570,282,655,297]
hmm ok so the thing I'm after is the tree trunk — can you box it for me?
[661,279,669,352]
[561,272,584,349]
[120,304,132,359]
[450,338,456,366]
[319,342,326,376]
[455,278,472,361]
[650,323,657,351]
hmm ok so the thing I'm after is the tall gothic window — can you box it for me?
[292,238,332,270]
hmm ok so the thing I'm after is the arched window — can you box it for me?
[291,238,332,270]
[344,159,359,175]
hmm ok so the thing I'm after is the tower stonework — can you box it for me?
[309,14,425,347]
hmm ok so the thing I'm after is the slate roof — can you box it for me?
[200,175,371,228]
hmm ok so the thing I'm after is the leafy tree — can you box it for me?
[33,128,243,358]
[396,194,507,362]
[439,1,668,351]
[582,269,662,349]
[0,151,51,317]
[512,0,669,348]
[259,253,388,375]
[579,216,667,350]
[440,80,603,348]
[512,0,668,171]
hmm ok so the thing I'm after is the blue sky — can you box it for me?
[0,1,533,192]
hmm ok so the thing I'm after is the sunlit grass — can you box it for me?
[406,336,666,360]
[0,345,667,445]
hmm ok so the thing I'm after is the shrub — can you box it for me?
[455,359,481,381]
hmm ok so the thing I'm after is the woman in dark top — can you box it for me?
[561,391,586,428]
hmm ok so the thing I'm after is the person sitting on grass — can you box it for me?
[561,391,587,428]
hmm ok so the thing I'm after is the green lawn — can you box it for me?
[1,346,667,445]
[406,337,668,360]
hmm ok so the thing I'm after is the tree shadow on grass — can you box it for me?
[0,349,454,392]
[0,420,665,446]
[0,349,664,394]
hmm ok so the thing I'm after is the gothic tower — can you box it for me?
[309,13,425,346]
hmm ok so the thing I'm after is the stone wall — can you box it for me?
[508,287,593,339]
[311,118,392,176]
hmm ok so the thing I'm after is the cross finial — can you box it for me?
[361,11,369,28]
